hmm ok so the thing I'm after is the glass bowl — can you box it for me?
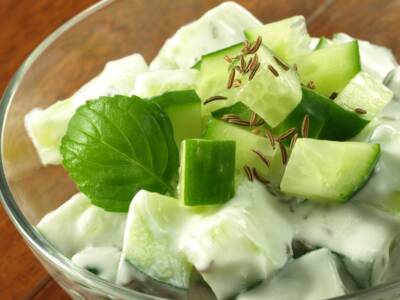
[1,0,400,299]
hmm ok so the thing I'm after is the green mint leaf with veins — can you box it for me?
[60,95,179,212]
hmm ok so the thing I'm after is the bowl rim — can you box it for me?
[1,0,400,299]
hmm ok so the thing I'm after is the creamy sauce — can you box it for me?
[149,2,261,70]
[238,249,355,300]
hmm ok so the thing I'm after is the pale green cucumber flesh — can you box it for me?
[180,139,236,206]
[280,138,380,203]
[333,71,393,121]
[244,15,311,62]
[150,90,202,146]
[203,118,275,178]
[296,41,361,97]
[123,191,192,289]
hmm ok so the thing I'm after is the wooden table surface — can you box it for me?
[1,0,400,299]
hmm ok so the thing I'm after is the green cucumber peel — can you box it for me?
[60,95,179,212]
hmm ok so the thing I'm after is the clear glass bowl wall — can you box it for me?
[1,0,400,299]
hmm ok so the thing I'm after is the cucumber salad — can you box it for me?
[25,2,400,300]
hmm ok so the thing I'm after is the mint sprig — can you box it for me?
[60,95,178,212]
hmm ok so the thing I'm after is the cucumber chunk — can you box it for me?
[132,69,198,98]
[295,41,361,97]
[150,90,202,146]
[181,181,294,300]
[196,44,302,126]
[150,2,261,70]
[292,201,400,287]
[120,190,193,289]
[203,118,275,177]
[280,138,380,203]
[244,16,311,63]
[334,71,393,121]
[179,139,236,206]
[238,249,355,300]
[36,193,127,258]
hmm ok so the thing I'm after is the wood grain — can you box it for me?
[0,0,399,299]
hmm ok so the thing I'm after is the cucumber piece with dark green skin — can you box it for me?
[295,41,361,97]
[281,138,380,203]
[150,90,202,146]
[179,139,236,206]
[203,118,275,178]
[274,87,369,142]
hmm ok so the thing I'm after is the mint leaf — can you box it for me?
[60,95,179,212]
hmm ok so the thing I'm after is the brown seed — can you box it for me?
[250,111,258,126]
[248,36,263,54]
[228,119,251,126]
[227,68,236,89]
[279,142,288,165]
[232,79,242,88]
[204,95,228,105]
[273,56,290,71]
[289,133,298,151]
[240,55,246,71]
[355,108,367,114]
[249,62,260,80]
[306,81,316,90]
[252,149,271,168]
[222,114,241,121]
[244,57,253,73]
[248,53,259,71]
[243,165,253,181]
[265,129,276,150]
[224,55,233,63]
[268,64,279,77]
[329,92,338,100]
[252,167,270,184]
[301,114,309,138]
[276,127,297,142]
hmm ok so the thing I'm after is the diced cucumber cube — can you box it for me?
[244,16,311,63]
[119,190,193,289]
[238,249,356,300]
[150,2,261,70]
[150,90,202,146]
[181,181,294,299]
[179,139,236,206]
[281,138,380,203]
[334,71,393,121]
[36,193,127,258]
[203,118,275,178]
[132,69,198,98]
[296,41,361,97]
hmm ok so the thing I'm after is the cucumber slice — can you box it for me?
[132,69,198,98]
[203,118,275,177]
[274,87,369,141]
[295,41,361,97]
[238,249,355,300]
[150,90,202,146]
[150,2,261,70]
[196,43,243,115]
[244,16,311,63]
[196,44,302,126]
[36,193,127,258]
[120,190,193,289]
[181,181,294,300]
[179,139,235,206]
[333,71,393,121]
[280,138,380,203]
